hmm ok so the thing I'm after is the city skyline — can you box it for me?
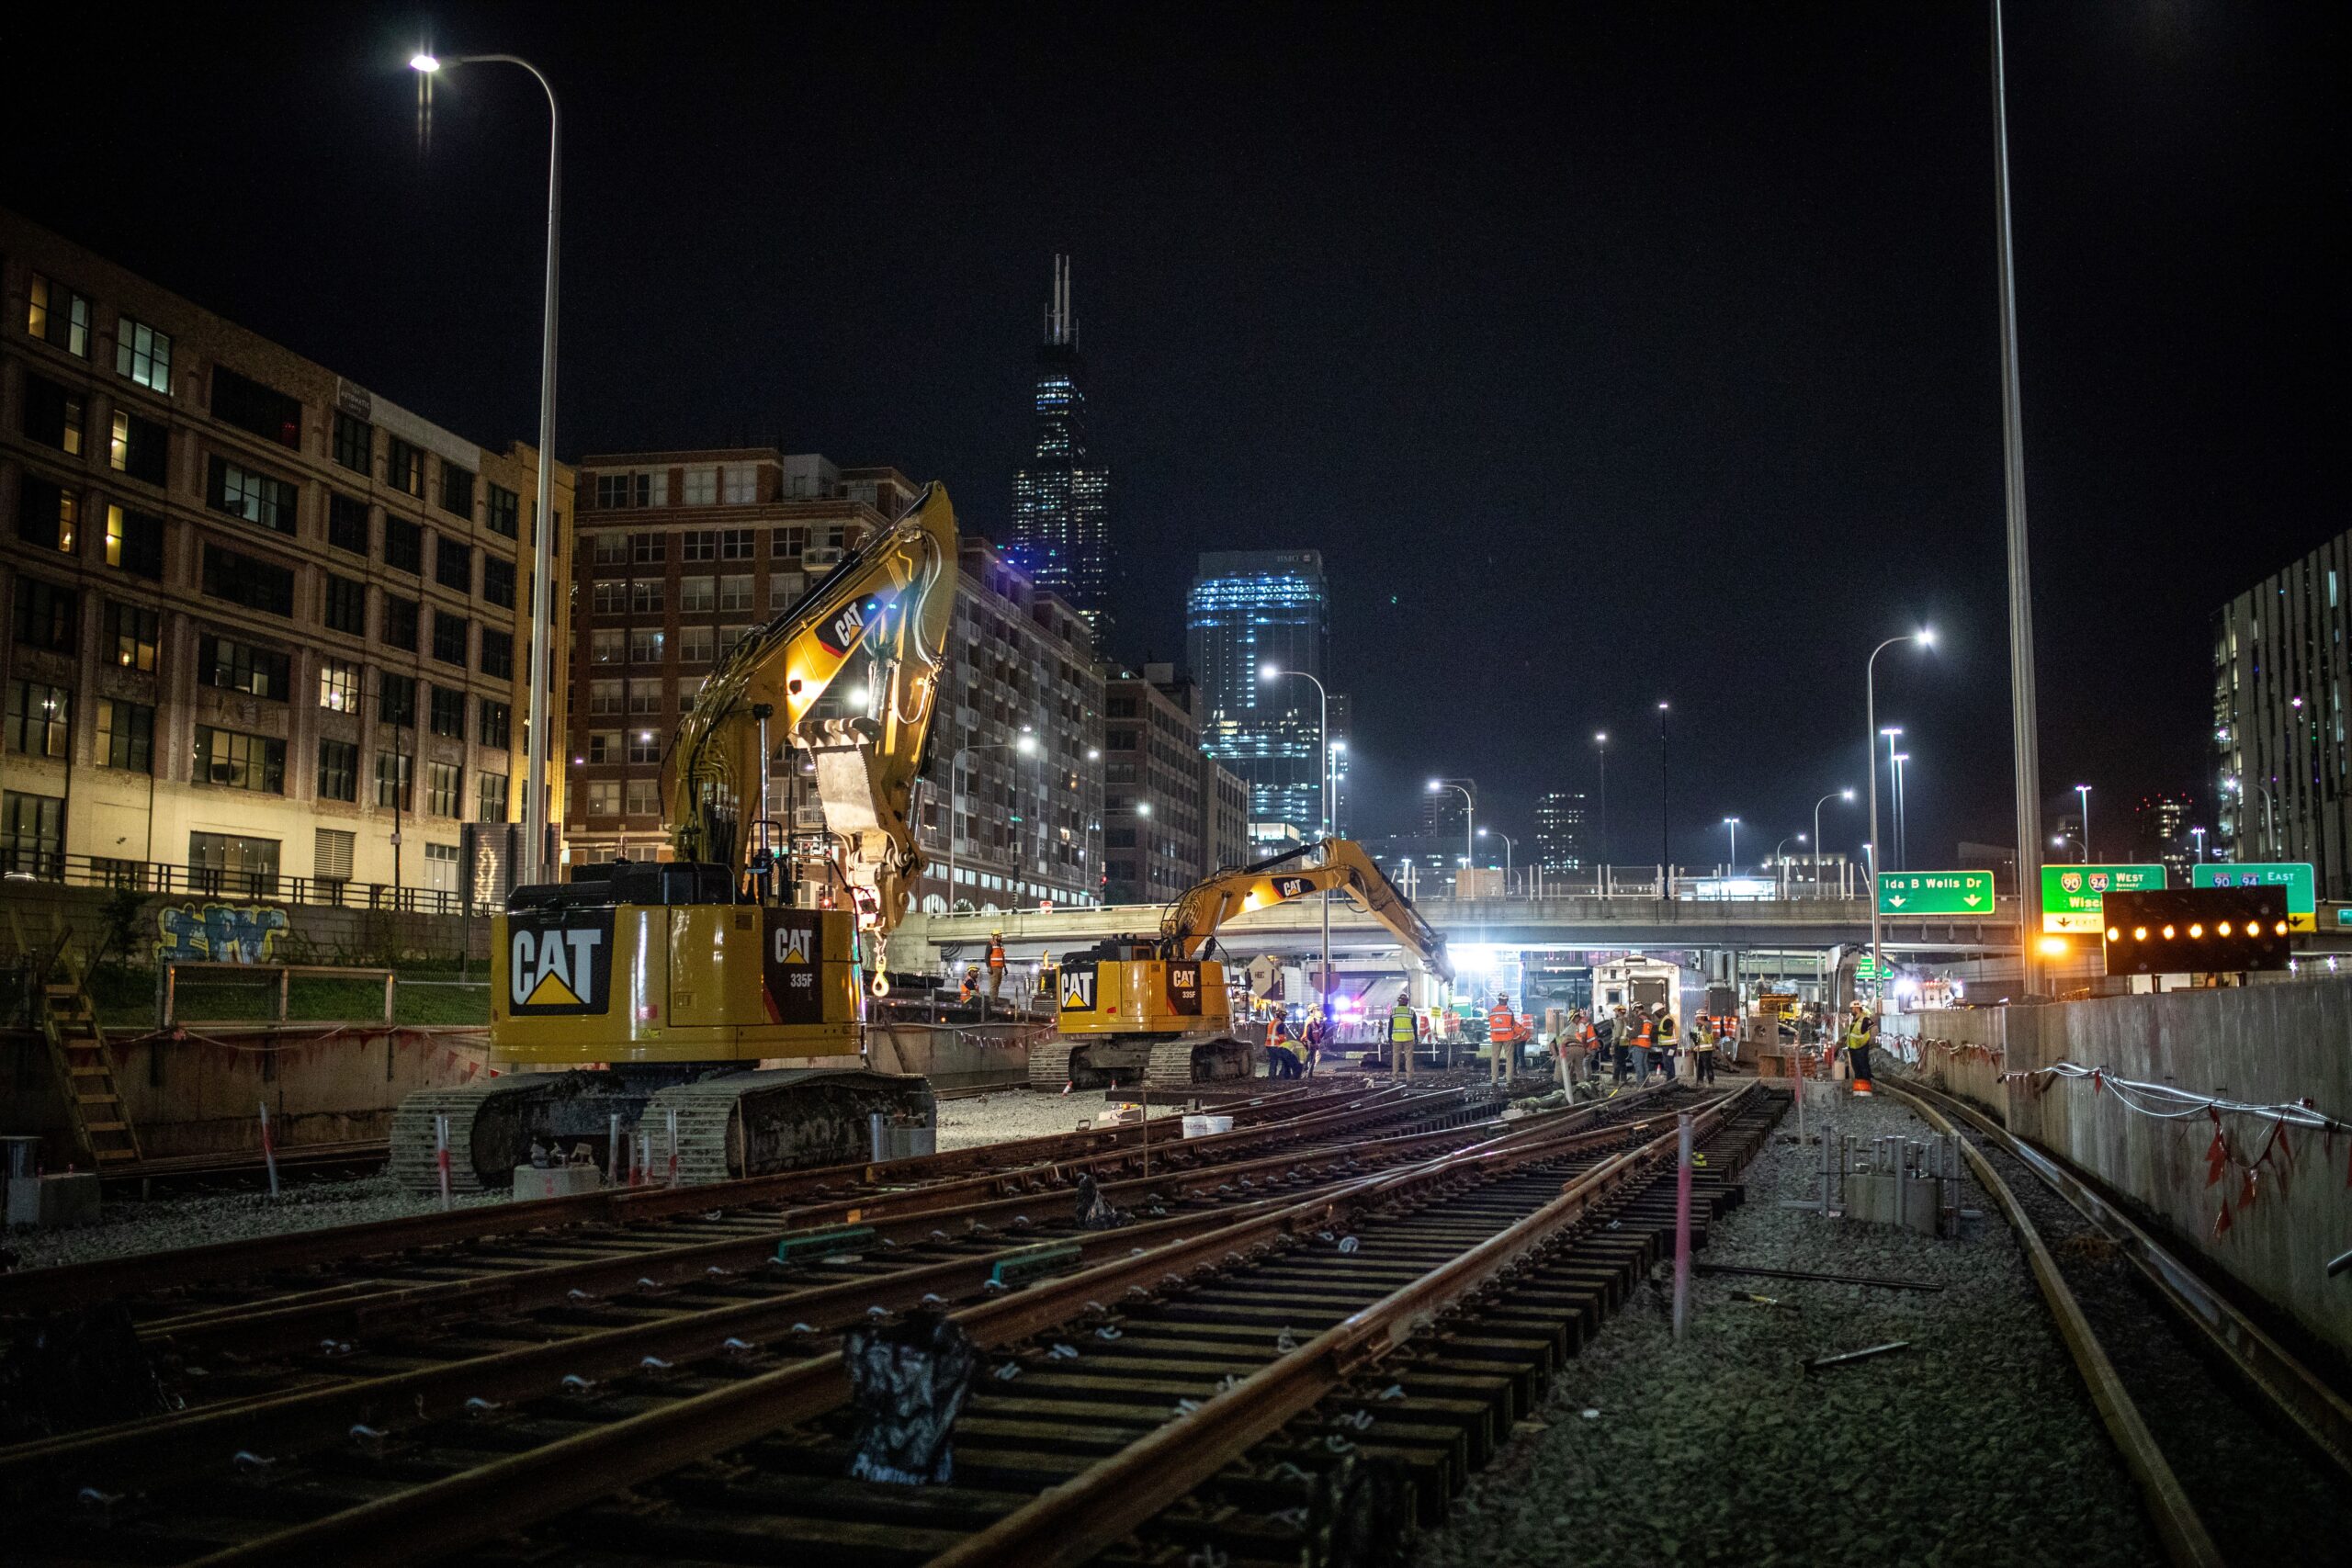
[2,6,2339,875]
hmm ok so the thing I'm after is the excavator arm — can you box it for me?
[662,483,957,982]
[1159,838,1454,982]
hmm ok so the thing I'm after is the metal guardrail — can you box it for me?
[162,962,399,1027]
[4,853,476,917]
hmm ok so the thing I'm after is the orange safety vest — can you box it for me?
[1635,1018,1655,1048]
[986,942,1006,973]
[1488,1005,1517,1043]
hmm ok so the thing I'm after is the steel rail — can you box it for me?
[1888,1076,2352,1480]
[926,1083,1758,1568]
[1882,1080,2223,1568]
[127,1090,1557,1359]
[176,1091,1695,1568]
[0,1080,1456,1315]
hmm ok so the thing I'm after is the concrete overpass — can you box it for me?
[899,896,2024,966]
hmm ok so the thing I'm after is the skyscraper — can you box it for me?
[1533,791,1590,873]
[1009,254,1111,635]
[1188,550,1329,838]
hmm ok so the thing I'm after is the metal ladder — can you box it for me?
[29,933,142,1169]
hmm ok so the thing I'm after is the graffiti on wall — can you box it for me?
[156,904,289,964]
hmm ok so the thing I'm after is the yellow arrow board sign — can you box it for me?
[1875,871,1996,916]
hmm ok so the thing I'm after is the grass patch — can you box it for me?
[83,968,490,1029]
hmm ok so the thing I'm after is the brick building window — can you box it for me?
[317,741,359,802]
[28,274,90,355]
[14,577,79,652]
[106,505,164,577]
[4,681,71,758]
[21,374,85,454]
[199,635,290,701]
[385,436,425,497]
[382,594,419,651]
[110,409,168,485]
[487,483,521,537]
[440,465,475,517]
[107,602,159,671]
[209,365,301,448]
[96,699,154,772]
[318,658,360,712]
[194,727,286,793]
[207,456,298,535]
[383,514,422,573]
[115,317,173,389]
[323,574,368,636]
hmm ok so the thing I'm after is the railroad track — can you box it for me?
[1881,1076,2352,1568]
[0,1081,1532,1438]
[3,1082,1779,1567]
[93,1141,393,1197]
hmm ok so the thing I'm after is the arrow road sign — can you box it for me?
[1875,871,1997,917]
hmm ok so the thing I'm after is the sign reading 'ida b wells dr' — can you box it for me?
[2041,863,2166,934]
[2192,863,2317,931]
[1874,871,1996,916]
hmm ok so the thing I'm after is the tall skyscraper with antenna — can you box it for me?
[1011,254,1112,635]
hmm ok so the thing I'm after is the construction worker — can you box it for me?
[1690,1017,1719,1086]
[1574,1009,1606,1084]
[1628,1006,1656,1085]
[1844,1001,1878,1095]
[1486,994,1517,1077]
[1651,1002,1676,1081]
[959,964,980,1003]
[985,931,1008,999]
[1303,1008,1329,1078]
[1387,993,1420,1069]
[1267,1011,1306,1078]
[1610,1004,1633,1083]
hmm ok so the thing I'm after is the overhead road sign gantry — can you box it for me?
[2041,863,2166,935]
[1875,871,1996,917]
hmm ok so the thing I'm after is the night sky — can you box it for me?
[6,3,2343,870]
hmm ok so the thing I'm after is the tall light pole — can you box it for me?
[1866,631,1934,1004]
[1656,701,1671,870]
[1261,664,1332,1019]
[1879,728,1904,871]
[1891,752,1910,871]
[1773,832,1808,897]
[2074,783,2092,863]
[1477,827,1513,874]
[1721,817,1740,874]
[412,49,562,887]
[1428,780,1475,867]
[2191,826,2207,863]
[1992,0,2045,995]
[1814,788,1855,898]
[1592,732,1609,871]
[945,731,1036,911]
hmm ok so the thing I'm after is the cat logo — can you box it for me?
[507,916,612,1015]
[1060,967,1097,1011]
[774,925,814,964]
[815,591,897,658]
[1270,874,1315,901]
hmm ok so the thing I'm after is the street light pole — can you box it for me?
[1814,788,1855,899]
[945,732,1035,912]
[1657,701,1671,872]
[1721,817,1740,874]
[1773,832,1808,897]
[1593,731,1609,873]
[2075,784,2092,863]
[1428,780,1475,868]
[2191,826,2207,863]
[1992,0,2046,995]
[412,49,561,887]
[1261,665,1331,1024]
[1892,751,1910,871]
[1478,827,1514,875]
[1866,632,1933,1006]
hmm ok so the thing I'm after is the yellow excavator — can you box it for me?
[390,484,957,1190]
[1027,838,1454,1089]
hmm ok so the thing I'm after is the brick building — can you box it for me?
[566,450,1104,910]
[0,209,571,901]
[1103,671,1207,904]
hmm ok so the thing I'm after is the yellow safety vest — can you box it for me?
[1389,1006,1418,1043]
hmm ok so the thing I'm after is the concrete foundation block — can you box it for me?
[6,1171,101,1230]
[512,1164,605,1200]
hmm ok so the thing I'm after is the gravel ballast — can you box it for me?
[1413,1083,2162,1568]
[5,1088,1176,1271]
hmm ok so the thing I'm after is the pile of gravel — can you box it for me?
[5,1174,508,1273]
[933,1089,1183,1152]
[1414,1087,2161,1568]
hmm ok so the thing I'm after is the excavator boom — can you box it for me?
[1160,838,1454,981]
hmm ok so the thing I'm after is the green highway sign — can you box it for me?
[2041,863,2166,934]
[2194,863,2316,931]
[1875,871,1996,917]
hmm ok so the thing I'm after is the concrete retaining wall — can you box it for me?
[1888,986,2352,1362]
[0,882,486,966]
[1,1026,491,1166]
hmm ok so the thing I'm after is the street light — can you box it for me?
[1880,728,1904,872]
[1657,701,1671,869]
[412,47,562,887]
[2074,784,2092,863]
[944,730,1037,911]
[1261,663,1334,1020]
[1592,731,1609,871]
[1866,631,1934,1005]
[1813,788,1855,899]
[2191,826,2207,863]
[1427,780,1475,864]
[1477,826,1513,875]
[1773,831,1808,897]
[1721,817,1740,874]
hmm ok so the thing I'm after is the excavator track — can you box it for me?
[1026,1037,1078,1092]
[387,1077,590,1195]
[643,1069,937,1184]
[1145,1034,1255,1089]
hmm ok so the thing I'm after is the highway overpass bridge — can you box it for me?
[900,896,2024,967]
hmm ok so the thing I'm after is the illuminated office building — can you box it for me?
[1009,254,1111,636]
[1187,550,1330,839]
